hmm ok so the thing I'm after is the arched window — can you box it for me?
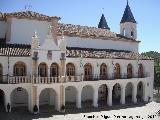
[38,63,47,77]
[0,64,2,82]
[50,63,59,77]
[131,31,134,38]
[127,64,133,78]
[13,62,26,76]
[138,64,144,78]
[84,63,92,81]
[114,63,121,79]
[100,63,107,80]
[66,63,75,76]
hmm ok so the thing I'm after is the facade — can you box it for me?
[0,3,154,113]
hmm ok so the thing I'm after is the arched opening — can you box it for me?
[114,63,121,79]
[13,62,26,76]
[100,63,108,80]
[81,85,94,108]
[0,89,5,111]
[50,63,59,77]
[38,63,48,77]
[66,63,75,76]
[39,88,57,113]
[11,87,28,112]
[0,64,2,83]
[131,31,134,38]
[125,82,133,104]
[84,63,92,81]
[112,83,121,105]
[98,84,108,106]
[127,64,133,78]
[138,64,144,78]
[137,81,143,102]
[65,86,77,109]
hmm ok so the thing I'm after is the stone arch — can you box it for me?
[98,84,108,106]
[81,85,94,107]
[127,63,133,78]
[112,83,121,105]
[84,63,93,81]
[114,63,121,79]
[0,64,3,83]
[137,81,144,102]
[138,64,144,78]
[13,61,27,76]
[66,63,76,76]
[65,86,78,109]
[0,89,5,111]
[10,87,29,111]
[39,88,58,113]
[50,63,59,77]
[125,82,133,103]
[100,63,108,80]
[38,62,48,77]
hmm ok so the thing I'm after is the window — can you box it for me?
[47,50,52,60]
[38,63,47,77]
[138,64,144,78]
[13,62,26,76]
[66,63,75,76]
[84,63,92,81]
[100,63,107,80]
[114,63,120,79]
[50,63,59,77]
[127,64,133,78]
[131,31,134,38]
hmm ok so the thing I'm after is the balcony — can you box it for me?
[0,73,150,84]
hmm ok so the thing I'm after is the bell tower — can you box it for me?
[120,0,137,39]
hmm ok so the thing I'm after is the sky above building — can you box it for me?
[0,0,159,53]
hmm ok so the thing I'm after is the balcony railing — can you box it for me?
[0,72,150,84]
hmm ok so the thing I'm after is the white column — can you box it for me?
[120,86,125,104]
[93,88,98,107]
[107,87,113,106]
[28,89,32,112]
[5,93,11,112]
[76,89,82,108]
[55,94,60,112]
[48,67,50,77]
[36,95,39,113]
[132,84,137,103]
[143,82,147,102]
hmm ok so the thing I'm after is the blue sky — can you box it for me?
[0,0,160,53]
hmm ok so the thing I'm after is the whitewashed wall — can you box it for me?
[9,18,51,45]
[65,36,139,52]
[0,21,7,38]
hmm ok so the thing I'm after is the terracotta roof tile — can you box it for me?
[0,44,31,56]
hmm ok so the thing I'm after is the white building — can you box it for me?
[0,2,154,113]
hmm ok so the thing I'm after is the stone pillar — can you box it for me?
[48,67,50,77]
[93,88,98,107]
[120,86,125,104]
[59,85,65,112]
[5,93,11,112]
[32,86,39,113]
[143,82,147,102]
[76,89,82,108]
[132,84,137,103]
[107,87,113,106]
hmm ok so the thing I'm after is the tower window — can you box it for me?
[131,31,134,38]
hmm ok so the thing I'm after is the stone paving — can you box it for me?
[0,101,159,120]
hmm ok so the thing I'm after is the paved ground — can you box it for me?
[0,94,160,120]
